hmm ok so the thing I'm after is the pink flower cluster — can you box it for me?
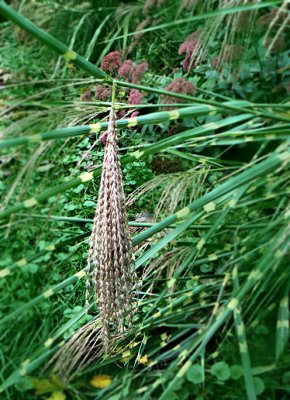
[118,60,133,78]
[161,78,196,110]
[178,30,202,72]
[118,109,140,120]
[91,52,148,117]
[100,51,148,84]
[100,51,122,73]
[129,89,144,105]
[131,62,148,84]
[95,85,112,101]
[118,60,148,84]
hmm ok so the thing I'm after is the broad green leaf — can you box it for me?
[185,364,204,384]
[210,361,231,381]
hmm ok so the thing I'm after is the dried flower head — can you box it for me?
[50,320,103,382]
[86,109,136,349]
[134,17,152,40]
[101,51,122,73]
[128,17,152,53]
[100,130,108,145]
[161,78,196,110]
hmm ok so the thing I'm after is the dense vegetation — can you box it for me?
[0,1,289,399]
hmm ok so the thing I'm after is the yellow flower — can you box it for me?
[90,375,112,389]
[139,355,149,365]
[47,391,66,400]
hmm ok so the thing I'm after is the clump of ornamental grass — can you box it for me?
[49,320,103,383]
[176,0,289,75]
[179,0,258,75]
[211,43,245,71]
[127,167,207,217]
[260,1,290,56]
[86,102,137,350]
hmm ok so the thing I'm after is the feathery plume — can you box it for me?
[86,86,136,350]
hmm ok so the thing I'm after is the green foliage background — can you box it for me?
[0,1,289,399]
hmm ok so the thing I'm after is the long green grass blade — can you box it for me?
[0,104,218,149]
[0,1,106,78]
[0,114,252,220]
[232,266,256,400]
[275,287,289,360]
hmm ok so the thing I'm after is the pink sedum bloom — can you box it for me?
[95,85,112,101]
[129,62,148,84]
[178,30,202,71]
[118,60,133,78]
[129,89,144,105]
[161,77,196,110]
[100,51,122,73]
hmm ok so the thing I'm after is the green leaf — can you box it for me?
[73,184,85,193]
[166,391,178,400]
[185,364,204,384]
[200,263,213,273]
[282,371,290,384]
[253,377,265,395]
[15,377,34,392]
[83,200,96,207]
[230,365,243,380]
[24,263,39,274]
[210,361,231,381]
